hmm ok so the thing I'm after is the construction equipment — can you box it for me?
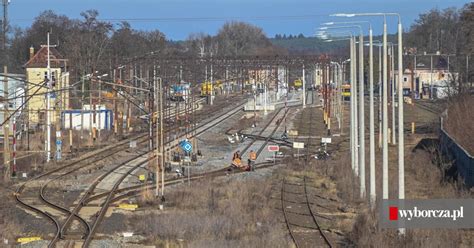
[294,78,303,88]
[200,81,213,97]
[341,84,351,100]
[170,84,190,101]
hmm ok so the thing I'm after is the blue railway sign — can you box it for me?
[179,140,193,153]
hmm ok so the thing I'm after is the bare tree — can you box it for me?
[215,21,277,56]
[66,10,113,76]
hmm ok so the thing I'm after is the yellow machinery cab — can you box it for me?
[200,82,213,96]
[294,78,302,88]
[341,84,351,100]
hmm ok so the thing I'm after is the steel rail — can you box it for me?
[81,158,149,247]
[304,177,332,247]
[14,133,149,247]
[281,180,300,248]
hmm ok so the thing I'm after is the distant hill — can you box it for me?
[270,36,348,55]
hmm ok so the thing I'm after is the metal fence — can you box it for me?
[440,110,474,188]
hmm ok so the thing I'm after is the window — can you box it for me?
[403,77,408,82]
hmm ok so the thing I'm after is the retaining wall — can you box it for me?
[440,111,474,188]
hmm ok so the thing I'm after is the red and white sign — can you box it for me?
[267,145,279,152]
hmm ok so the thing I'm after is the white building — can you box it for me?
[394,68,458,99]
[62,105,113,130]
[0,74,25,134]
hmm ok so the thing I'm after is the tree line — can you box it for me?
[1,3,473,81]
[405,3,473,55]
[404,3,473,88]
[1,10,285,79]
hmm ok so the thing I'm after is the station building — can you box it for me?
[24,46,70,127]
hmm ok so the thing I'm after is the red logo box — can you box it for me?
[389,206,398,221]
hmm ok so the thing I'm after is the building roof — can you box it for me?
[23,46,68,68]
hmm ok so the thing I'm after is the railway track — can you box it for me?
[81,153,150,247]
[82,101,292,227]
[63,92,335,247]
[15,97,248,247]
[61,100,248,247]
[281,177,332,248]
[279,91,335,247]
[41,136,152,241]
[241,107,288,157]
[14,133,150,248]
[305,90,317,164]
[87,101,289,204]
[237,90,317,162]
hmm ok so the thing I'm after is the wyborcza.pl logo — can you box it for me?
[388,206,464,221]
[380,199,474,228]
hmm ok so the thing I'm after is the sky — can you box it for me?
[7,0,472,40]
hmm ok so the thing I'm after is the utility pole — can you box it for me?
[323,65,327,125]
[12,116,16,176]
[45,32,53,162]
[118,68,123,137]
[264,76,268,115]
[127,68,132,133]
[413,55,417,99]
[253,77,257,127]
[225,66,229,95]
[159,77,165,200]
[430,55,433,99]
[327,64,331,136]
[54,70,62,161]
[154,66,159,197]
[378,45,382,149]
[350,37,355,173]
[358,30,365,198]
[352,36,359,176]
[1,6,8,168]
[391,46,396,145]
[302,64,306,107]
[338,62,343,134]
[397,19,405,235]
[113,69,118,136]
[154,68,165,201]
[382,18,389,200]
[467,55,470,89]
[149,67,153,151]
[369,26,376,207]
[69,108,72,152]
[98,76,102,139]
[3,65,10,179]
[89,73,94,145]
[353,40,359,178]
[81,76,85,141]
[210,54,214,105]
[2,0,8,52]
